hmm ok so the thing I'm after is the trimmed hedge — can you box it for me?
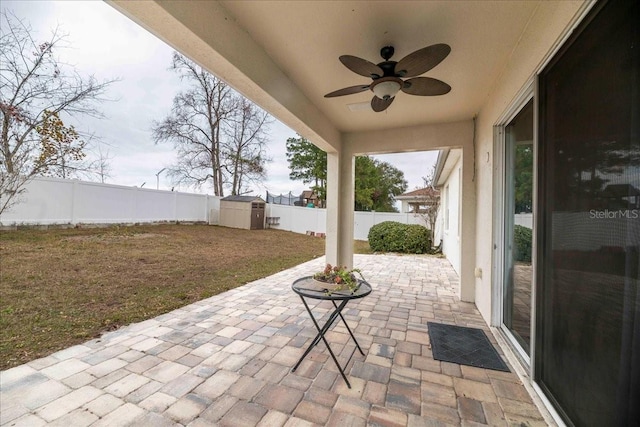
[367,221,431,254]
[513,225,532,263]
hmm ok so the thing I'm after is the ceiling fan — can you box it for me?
[324,44,451,112]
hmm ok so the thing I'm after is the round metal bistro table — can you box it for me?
[291,276,372,388]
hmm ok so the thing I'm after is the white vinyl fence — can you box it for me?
[1,177,220,226]
[266,203,424,240]
[2,177,427,241]
[514,213,533,229]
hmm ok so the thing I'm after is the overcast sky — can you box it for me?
[2,0,437,198]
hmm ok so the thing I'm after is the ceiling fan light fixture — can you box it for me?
[370,77,403,100]
[326,44,452,112]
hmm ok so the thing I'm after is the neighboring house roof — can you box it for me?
[221,195,265,203]
[301,190,318,200]
[396,187,440,200]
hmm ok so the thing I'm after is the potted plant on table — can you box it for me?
[312,263,366,294]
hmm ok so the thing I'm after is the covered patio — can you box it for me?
[1,254,548,426]
[6,1,634,425]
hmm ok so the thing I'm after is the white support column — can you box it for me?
[325,149,355,268]
[459,149,477,302]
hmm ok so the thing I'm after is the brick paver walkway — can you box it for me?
[1,254,548,426]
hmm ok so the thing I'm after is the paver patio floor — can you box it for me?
[1,254,548,426]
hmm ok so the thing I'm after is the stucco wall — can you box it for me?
[346,121,477,302]
[441,156,462,275]
[472,1,587,323]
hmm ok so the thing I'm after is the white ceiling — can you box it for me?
[218,1,540,132]
[111,1,547,146]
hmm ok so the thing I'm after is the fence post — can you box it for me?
[132,186,138,223]
[71,180,78,225]
[173,191,178,222]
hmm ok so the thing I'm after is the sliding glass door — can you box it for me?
[503,100,534,357]
[537,0,639,425]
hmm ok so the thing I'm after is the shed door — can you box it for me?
[251,202,265,230]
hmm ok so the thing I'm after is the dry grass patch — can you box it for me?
[354,239,374,254]
[0,224,352,370]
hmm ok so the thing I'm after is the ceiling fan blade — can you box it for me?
[324,85,370,98]
[371,95,394,112]
[402,77,451,96]
[339,55,384,78]
[395,44,451,77]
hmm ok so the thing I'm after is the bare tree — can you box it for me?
[86,139,113,183]
[420,163,441,248]
[152,53,271,196]
[225,98,271,195]
[0,11,116,214]
[0,170,27,215]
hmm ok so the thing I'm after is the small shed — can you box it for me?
[219,195,265,230]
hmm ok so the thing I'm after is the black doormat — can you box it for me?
[427,322,510,372]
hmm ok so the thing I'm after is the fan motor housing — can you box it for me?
[376,61,398,79]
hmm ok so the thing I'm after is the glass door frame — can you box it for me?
[492,79,537,369]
